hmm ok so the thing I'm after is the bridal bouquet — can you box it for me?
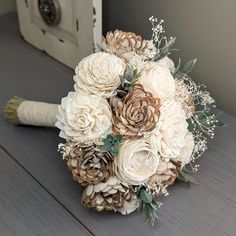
[5,17,222,225]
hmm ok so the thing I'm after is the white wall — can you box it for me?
[0,0,16,15]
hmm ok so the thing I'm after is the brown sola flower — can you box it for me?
[111,84,160,138]
[148,159,181,196]
[82,176,133,211]
[101,30,156,57]
[67,143,114,186]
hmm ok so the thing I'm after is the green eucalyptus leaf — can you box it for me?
[140,189,153,204]
[117,65,138,98]
[144,203,159,226]
[161,37,176,54]
[178,169,199,185]
[159,37,176,59]
[173,58,181,75]
[123,65,134,81]
[136,187,159,226]
[175,58,197,79]
[182,58,197,74]
[152,37,176,61]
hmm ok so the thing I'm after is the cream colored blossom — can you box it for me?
[114,139,160,185]
[138,63,175,102]
[56,91,112,143]
[74,52,125,98]
[177,132,195,167]
[156,56,175,73]
[151,100,188,159]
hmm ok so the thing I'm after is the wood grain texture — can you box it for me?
[0,13,236,236]
[0,148,92,236]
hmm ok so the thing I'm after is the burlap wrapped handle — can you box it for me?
[4,97,59,127]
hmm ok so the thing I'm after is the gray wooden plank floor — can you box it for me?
[0,147,92,236]
[0,13,236,236]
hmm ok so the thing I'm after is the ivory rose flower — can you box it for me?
[74,52,126,98]
[177,132,195,167]
[114,139,160,185]
[151,100,189,159]
[55,91,112,143]
[138,63,176,101]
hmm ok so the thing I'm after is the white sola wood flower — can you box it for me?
[151,100,189,159]
[138,63,175,102]
[55,91,112,143]
[74,52,126,98]
[156,56,175,73]
[114,139,160,185]
[177,132,195,167]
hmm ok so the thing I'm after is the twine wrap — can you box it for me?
[4,97,59,127]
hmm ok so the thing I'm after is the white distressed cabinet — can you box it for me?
[16,0,102,69]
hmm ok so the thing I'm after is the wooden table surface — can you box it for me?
[0,13,236,236]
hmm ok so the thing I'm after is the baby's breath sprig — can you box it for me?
[175,76,223,172]
[148,16,176,61]
[149,16,166,47]
[58,142,75,160]
[177,76,222,138]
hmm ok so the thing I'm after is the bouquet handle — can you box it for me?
[4,97,59,127]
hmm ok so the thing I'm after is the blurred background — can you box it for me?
[1,0,235,116]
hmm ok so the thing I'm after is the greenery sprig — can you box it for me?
[187,111,224,135]
[177,167,199,186]
[117,65,140,98]
[174,58,197,79]
[136,187,160,226]
[100,134,123,156]
[151,37,176,61]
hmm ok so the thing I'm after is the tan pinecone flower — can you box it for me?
[82,176,133,211]
[148,159,181,195]
[111,84,160,138]
[102,30,156,58]
[67,144,114,186]
[175,79,195,118]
